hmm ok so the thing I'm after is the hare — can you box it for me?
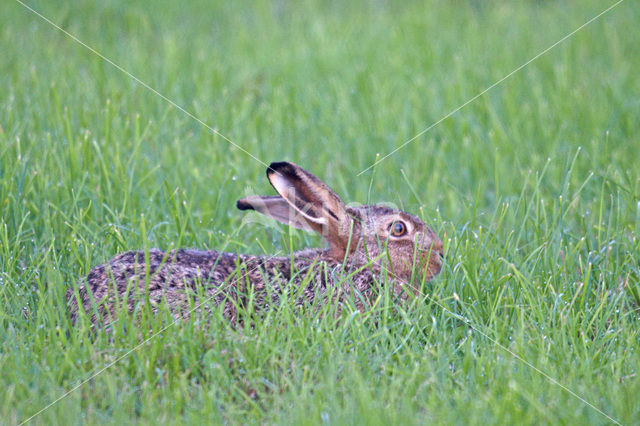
[67,162,444,325]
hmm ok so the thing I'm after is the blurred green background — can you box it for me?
[1,0,639,423]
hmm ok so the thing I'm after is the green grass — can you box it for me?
[1,0,639,424]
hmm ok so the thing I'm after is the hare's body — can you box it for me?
[68,162,443,326]
[68,248,378,325]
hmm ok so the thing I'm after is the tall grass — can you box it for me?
[1,0,639,423]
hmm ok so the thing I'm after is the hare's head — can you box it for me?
[345,204,443,286]
[237,162,443,290]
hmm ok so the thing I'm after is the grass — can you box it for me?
[1,0,639,423]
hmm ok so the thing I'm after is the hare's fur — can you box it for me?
[67,162,443,325]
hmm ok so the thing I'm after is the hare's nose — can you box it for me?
[431,239,443,257]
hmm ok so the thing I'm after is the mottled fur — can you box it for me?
[67,162,443,326]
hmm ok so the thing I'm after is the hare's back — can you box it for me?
[67,248,235,322]
[100,248,232,288]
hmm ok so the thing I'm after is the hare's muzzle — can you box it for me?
[418,236,444,280]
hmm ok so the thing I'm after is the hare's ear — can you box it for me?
[236,196,318,232]
[266,162,354,248]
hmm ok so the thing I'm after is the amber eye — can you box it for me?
[390,221,407,237]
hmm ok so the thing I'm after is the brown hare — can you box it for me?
[67,162,443,325]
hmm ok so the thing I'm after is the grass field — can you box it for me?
[1,0,639,424]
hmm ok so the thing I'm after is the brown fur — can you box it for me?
[67,162,443,326]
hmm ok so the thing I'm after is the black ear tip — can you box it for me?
[267,161,295,177]
[236,199,254,211]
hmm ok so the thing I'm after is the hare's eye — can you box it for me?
[390,221,407,237]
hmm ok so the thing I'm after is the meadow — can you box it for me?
[1,0,639,424]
